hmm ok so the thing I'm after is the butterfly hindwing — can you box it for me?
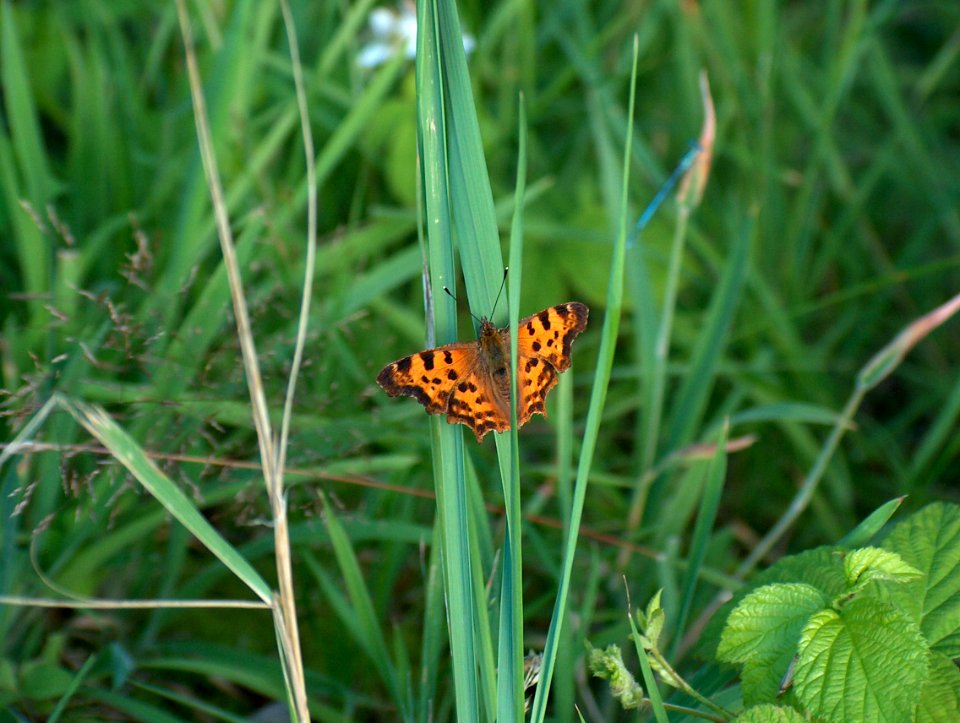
[515,357,558,427]
[445,368,511,441]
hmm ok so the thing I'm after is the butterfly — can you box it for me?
[377,302,588,441]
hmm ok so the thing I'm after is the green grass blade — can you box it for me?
[665,211,753,451]
[314,494,408,718]
[55,395,272,603]
[47,652,97,723]
[416,0,481,717]
[0,0,52,323]
[670,422,728,659]
[436,0,504,313]
[155,0,268,316]
[0,2,54,204]
[435,0,508,707]
[417,522,447,722]
[837,496,906,548]
[627,612,668,723]
[495,94,528,723]
[530,35,641,721]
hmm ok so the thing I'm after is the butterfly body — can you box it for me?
[377,302,588,441]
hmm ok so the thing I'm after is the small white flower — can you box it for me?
[358,1,475,69]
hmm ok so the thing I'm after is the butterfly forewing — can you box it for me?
[376,342,476,415]
[514,302,588,427]
[516,302,589,372]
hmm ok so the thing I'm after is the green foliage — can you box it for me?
[718,583,827,704]
[792,597,927,721]
[731,704,806,723]
[715,502,960,722]
[592,503,960,721]
[881,502,960,657]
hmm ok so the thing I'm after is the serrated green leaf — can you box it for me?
[718,583,826,704]
[638,590,665,648]
[916,652,960,723]
[842,547,921,588]
[700,547,848,660]
[719,583,826,663]
[794,596,928,722]
[881,502,960,656]
[732,703,807,723]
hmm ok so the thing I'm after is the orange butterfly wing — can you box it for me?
[377,342,475,415]
[377,302,588,441]
[376,336,511,441]
[514,302,589,427]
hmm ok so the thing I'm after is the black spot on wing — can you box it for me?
[420,351,435,371]
[538,309,552,330]
[526,400,545,416]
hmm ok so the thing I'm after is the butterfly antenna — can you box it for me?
[443,285,483,325]
[490,267,509,318]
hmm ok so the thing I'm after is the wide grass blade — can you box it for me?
[495,94,528,723]
[416,0,483,717]
[665,214,752,451]
[55,394,272,603]
[434,0,505,312]
[670,422,728,659]
[312,494,409,718]
[0,0,52,327]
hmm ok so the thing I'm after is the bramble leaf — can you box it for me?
[794,596,928,722]
[732,703,806,723]
[842,546,920,589]
[700,547,847,659]
[718,582,826,704]
[915,652,960,722]
[882,502,960,657]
